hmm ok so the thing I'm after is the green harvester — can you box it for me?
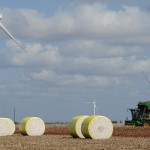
[125,101,150,127]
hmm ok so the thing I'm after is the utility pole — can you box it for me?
[14,108,16,124]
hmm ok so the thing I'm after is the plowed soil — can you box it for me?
[42,124,150,138]
[0,124,150,150]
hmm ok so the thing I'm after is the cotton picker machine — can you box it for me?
[125,101,150,127]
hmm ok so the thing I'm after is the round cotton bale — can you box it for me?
[6,118,15,135]
[69,115,89,138]
[0,118,15,136]
[81,115,113,139]
[19,117,45,136]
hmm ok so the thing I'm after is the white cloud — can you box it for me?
[1,3,150,44]
[62,40,143,58]
[1,39,150,78]
[24,69,130,88]
[7,42,62,67]
[30,70,56,81]
[0,2,150,91]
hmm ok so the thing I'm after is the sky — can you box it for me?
[0,0,150,123]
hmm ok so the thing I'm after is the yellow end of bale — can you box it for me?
[69,115,88,138]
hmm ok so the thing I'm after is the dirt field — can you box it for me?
[0,124,150,150]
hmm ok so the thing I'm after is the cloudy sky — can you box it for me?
[0,0,150,122]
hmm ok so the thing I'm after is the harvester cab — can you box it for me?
[130,108,140,120]
[125,101,150,127]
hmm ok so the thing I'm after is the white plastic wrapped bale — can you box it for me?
[7,118,15,135]
[69,116,89,138]
[19,117,45,136]
[81,115,113,139]
[0,118,15,136]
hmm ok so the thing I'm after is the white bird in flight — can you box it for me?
[0,14,26,52]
